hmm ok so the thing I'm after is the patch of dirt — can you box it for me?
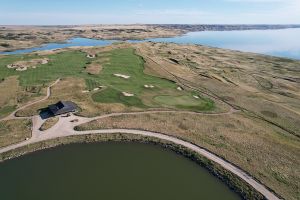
[86,63,102,75]
[7,58,49,71]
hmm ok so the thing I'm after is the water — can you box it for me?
[147,28,300,60]
[0,142,240,200]
[1,37,116,55]
[1,28,300,60]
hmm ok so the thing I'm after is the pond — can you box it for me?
[0,142,240,200]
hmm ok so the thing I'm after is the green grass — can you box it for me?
[0,51,89,86]
[90,48,214,111]
[85,79,102,91]
[92,87,146,107]
[0,48,214,111]
[154,95,214,111]
[0,105,16,118]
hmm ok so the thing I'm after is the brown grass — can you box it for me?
[0,76,46,118]
[135,42,300,137]
[0,76,20,107]
[76,112,300,200]
[0,25,183,52]
[39,117,59,131]
[15,77,142,118]
[0,119,32,148]
[86,63,102,75]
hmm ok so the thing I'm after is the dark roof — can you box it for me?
[48,101,77,115]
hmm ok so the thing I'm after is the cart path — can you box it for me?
[0,78,60,121]
[0,75,279,199]
[0,113,280,200]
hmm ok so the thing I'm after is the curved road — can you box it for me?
[0,78,60,121]
[0,113,279,200]
[0,77,279,200]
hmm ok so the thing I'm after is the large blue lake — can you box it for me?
[1,28,300,60]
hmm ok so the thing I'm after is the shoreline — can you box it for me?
[0,133,267,200]
[1,33,300,61]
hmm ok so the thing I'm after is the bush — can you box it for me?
[0,43,10,47]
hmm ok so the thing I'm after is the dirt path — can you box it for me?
[0,113,279,200]
[0,78,60,122]
[0,75,279,199]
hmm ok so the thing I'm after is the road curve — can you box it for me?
[75,129,280,200]
[0,75,278,199]
[0,114,280,200]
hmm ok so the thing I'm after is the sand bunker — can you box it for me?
[7,58,49,71]
[144,85,155,88]
[114,74,130,79]
[87,54,96,58]
[177,87,183,91]
[82,86,105,93]
[193,95,200,99]
[15,66,27,71]
[122,92,134,97]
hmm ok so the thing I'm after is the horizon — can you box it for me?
[0,0,299,25]
[2,23,300,26]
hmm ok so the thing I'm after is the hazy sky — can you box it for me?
[0,0,299,25]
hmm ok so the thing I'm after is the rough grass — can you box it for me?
[0,106,16,118]
[1,43,299,199]
[136,42,300,137]
[0,48,214,114]
[39,117,59,131]
[0,133,264,200]
[0,119,32,148]
[15,77,140,118]
[0,76,45,119]
[76,112,300,200]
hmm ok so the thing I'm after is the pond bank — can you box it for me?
[0,133,268,200]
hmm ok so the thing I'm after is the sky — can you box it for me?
[0,0,299,25]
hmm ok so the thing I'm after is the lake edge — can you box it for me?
[0,132,265,200]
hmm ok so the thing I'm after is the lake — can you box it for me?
[1,28,300,60]
[0,142,240,200]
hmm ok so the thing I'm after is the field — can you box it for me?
[0,46,214,118]
[76,112,300,200]
[0,119,32,148]
[0,25,184,52]
[0,42,299,200]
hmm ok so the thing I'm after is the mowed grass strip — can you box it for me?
[154,95,214,111]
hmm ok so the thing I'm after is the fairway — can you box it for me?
[154,95,213,111]
[90,48,213,111]
[0,47,214,115]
